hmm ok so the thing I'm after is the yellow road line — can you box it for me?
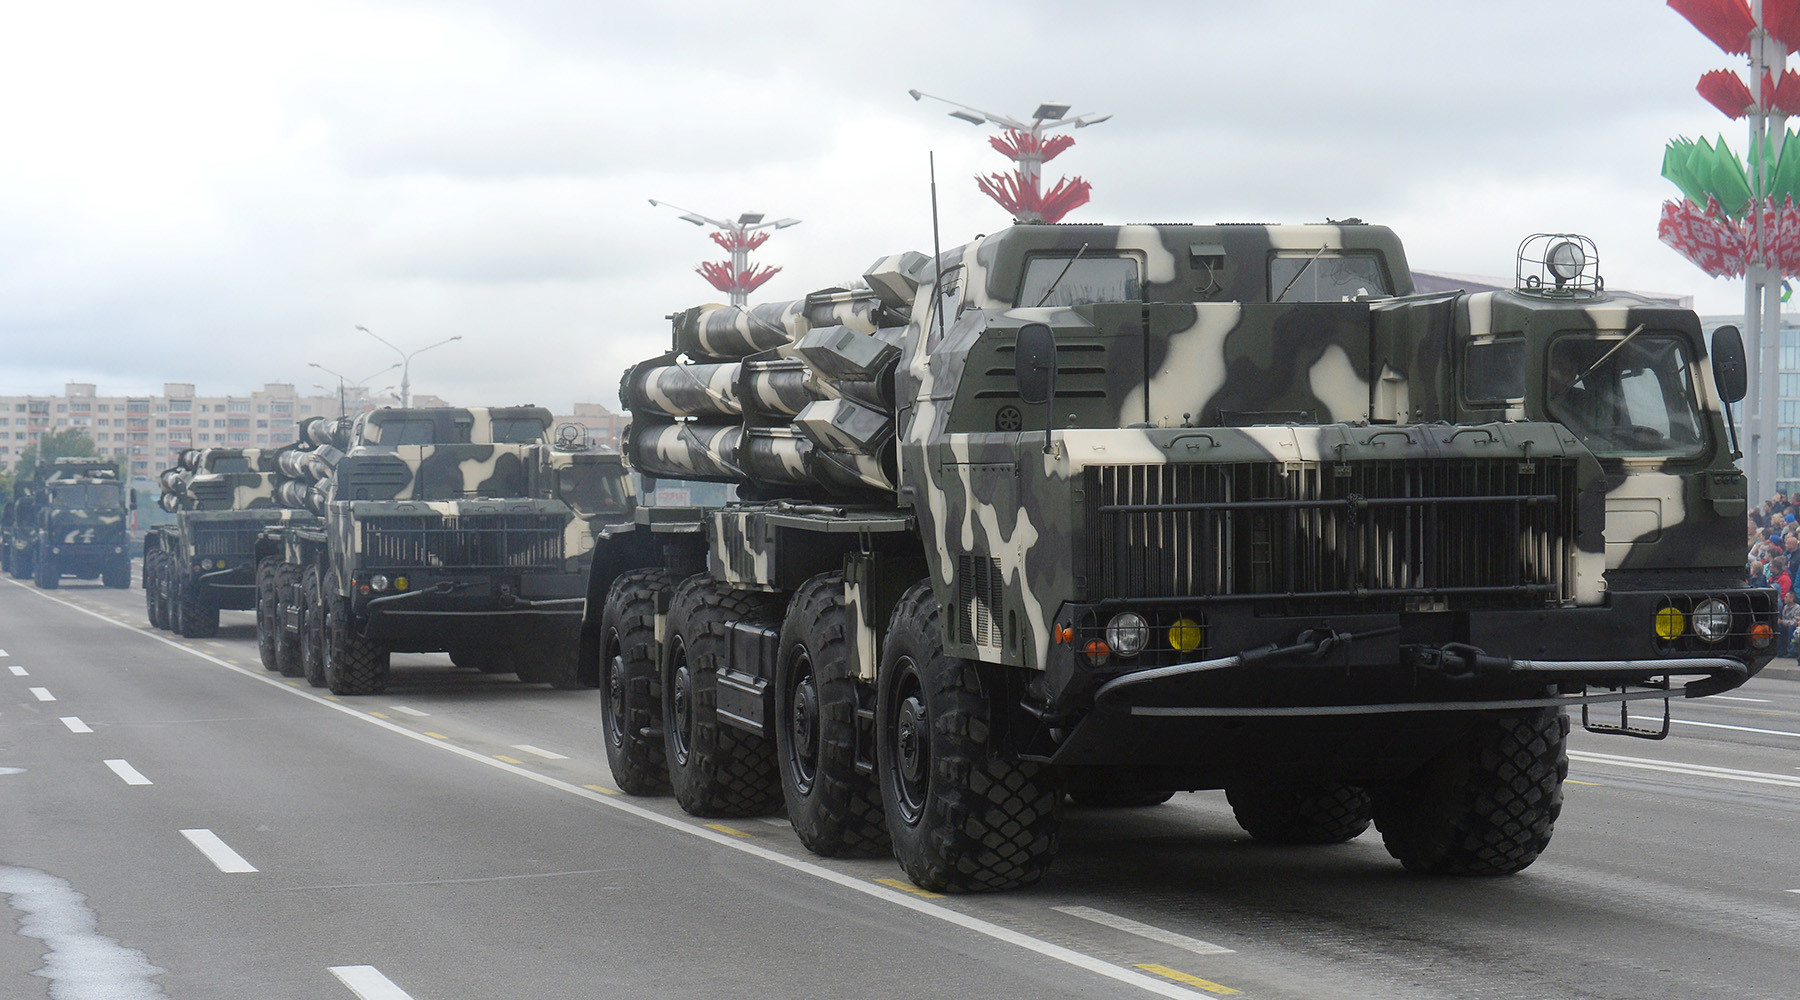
[875,877,943,899]
[494,755,525,764]
[423,732,448,739]
[704,823,752,838]
[581,784,620,796]
[368,712,389,719]
[1566,779,1601,786]
[1136,964,1241,995]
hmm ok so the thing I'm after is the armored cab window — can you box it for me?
[1269,251,1390,302]
[208,456,251,473]
[451,416,474,443]
[1545,333,1706,458]
[491,418,548,444]
[378,419,436,445]
[1016,254,1142,307]
[1464,339,1526,404]
[557,465,627,516]
[47,484,121,507]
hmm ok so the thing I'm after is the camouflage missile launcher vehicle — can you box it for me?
[145,444,320,638]
[253,406,616,696]
[3,457,131,589]
[581,222,1774,893]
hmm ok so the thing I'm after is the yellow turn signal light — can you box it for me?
[1653,606,1686,641]
[1168,618,1204,652]
[393,576,409,591]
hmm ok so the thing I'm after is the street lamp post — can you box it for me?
[907,89,1110,224]
[355,326,463,409]
[309,362,399,418]
[648,201,800,306]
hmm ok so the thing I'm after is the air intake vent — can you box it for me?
[957,554,1004,648]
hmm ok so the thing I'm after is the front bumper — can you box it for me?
[353,569,586,638]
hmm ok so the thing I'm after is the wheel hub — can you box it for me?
[671,661,693,765]
[788,659,819,793]
[605,641,627,749]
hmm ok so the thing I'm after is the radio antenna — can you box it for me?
[930,152,948,346]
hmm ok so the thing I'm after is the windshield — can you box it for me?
[48,483,123,508]
[1270,252,1390,302]
[492,418,548,444]
[556,464,629,516]
[1544,333,1707,458]
[1016,255,1141,307]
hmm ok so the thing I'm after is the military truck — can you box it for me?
[145,446,318,637]
[253,406,604,696]
[580,222,1775,892]
[3,457,131,589]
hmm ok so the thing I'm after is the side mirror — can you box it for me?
[1014,322,1057,406]
[1713,325,1748,404]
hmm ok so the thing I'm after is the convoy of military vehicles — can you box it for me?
[4,214,1775,895]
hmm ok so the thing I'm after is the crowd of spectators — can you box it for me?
[1748,492,1800,654]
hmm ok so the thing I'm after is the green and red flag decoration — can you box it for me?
[1660,0,1800,276]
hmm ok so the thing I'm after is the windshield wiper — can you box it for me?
[1557,323,1646,397]
[1034,243,1090,307]
[1274,245,1330,302]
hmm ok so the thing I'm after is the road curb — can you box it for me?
[1757,662,1800,683]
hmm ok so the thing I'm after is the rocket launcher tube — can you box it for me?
[673,290,882,360]
[623,362,744,419]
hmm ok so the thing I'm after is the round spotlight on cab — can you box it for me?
[1546,240,1586,284]
[1105,612,1149,657]
[1653,606,1686,641]
[1692,598,1731,643]
[370,574,390,592]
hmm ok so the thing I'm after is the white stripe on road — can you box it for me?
[59,717,91,734]
[389,706,429,717]
[330,965,415,1000]
[510,744,567,760]
[103,760,152,786]
[1054,905,1235,955]
[1569,750,1800,789]
[1630,715,1800,740]
[28,687,54,702]
[0,649,9,656]
[9,579,1216,1000]
[8,665,25,676]
[179,829,257,873]
[1708,695,1772,703]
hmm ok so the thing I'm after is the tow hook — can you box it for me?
[1237,624,1402,667]
[1406,642,1516,679]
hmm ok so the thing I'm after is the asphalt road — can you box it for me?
[2,570,1797,999]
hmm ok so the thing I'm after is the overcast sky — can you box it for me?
[0,1,1769,410]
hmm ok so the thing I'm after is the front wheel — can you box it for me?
[175,571,219,638]
[877,581,1061,893]
[1371,708,1569,875]
[34,552,57,589]
[102,556,130,590]
[300,564,327,688]
[254,558,280,670]
[324,595,389,695]
[1227,781,1371,844]
[273,564,304,678]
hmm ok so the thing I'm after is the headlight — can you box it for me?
[1692,599,1731,643]
[370,574,390,592]
[1105,612,1149,658]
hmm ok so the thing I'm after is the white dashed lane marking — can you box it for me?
[389,706,429,717]
[1570,750,1800,789]
[510,745,567,760]
[1708,695,1772,703]
[180,829,257,873]
[28,687,54,702]
[1054,905,1236,955]
[103,760,152,785]
[59,717,92,733]
[330,964,416,999]
[8,665,25,676]
[1626,716,1800,740]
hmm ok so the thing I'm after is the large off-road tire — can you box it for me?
[515,622,585,688]
[449,641,516,674]
[1227,781,1372,844]
[144,551,165,629]
[600,568,673,796]
[1066,771,1176,809]
[775,572,888,858]
[254,557,280,670]
[662,575,782,818]
[12,546,32,580]
[175,569,219,638]
[324,595,389,695]
[300,564,327,688]
[1371,708,1569,876]
[273,564,305,678]
[34,551,57,589]
[877,581,1062,893]
[102,556,130,590]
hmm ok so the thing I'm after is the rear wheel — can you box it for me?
[254,558,280,670]
[877,581,1061,893]
[1371,708,1569,875]
[662,576,782,818]
[600,568,673,796]
[1227,781,1372,844]
[324,595,389,695]
[300,564,327,688]
[273,564,304,678]
[775,572,887,858]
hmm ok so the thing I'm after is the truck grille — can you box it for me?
[191,522,263,559]
[359,514,566,569]
[1085,458,1578,612]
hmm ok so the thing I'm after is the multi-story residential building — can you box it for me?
[0,382,385,484]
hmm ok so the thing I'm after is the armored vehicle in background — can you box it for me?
[145,446,317,637]
[253,406,610,696]
[581,222,1773,892]
[3,457,131,589]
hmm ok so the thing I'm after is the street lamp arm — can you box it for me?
[649,200,734,230]
[406,335,462,362]
[906,88,1029,131]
